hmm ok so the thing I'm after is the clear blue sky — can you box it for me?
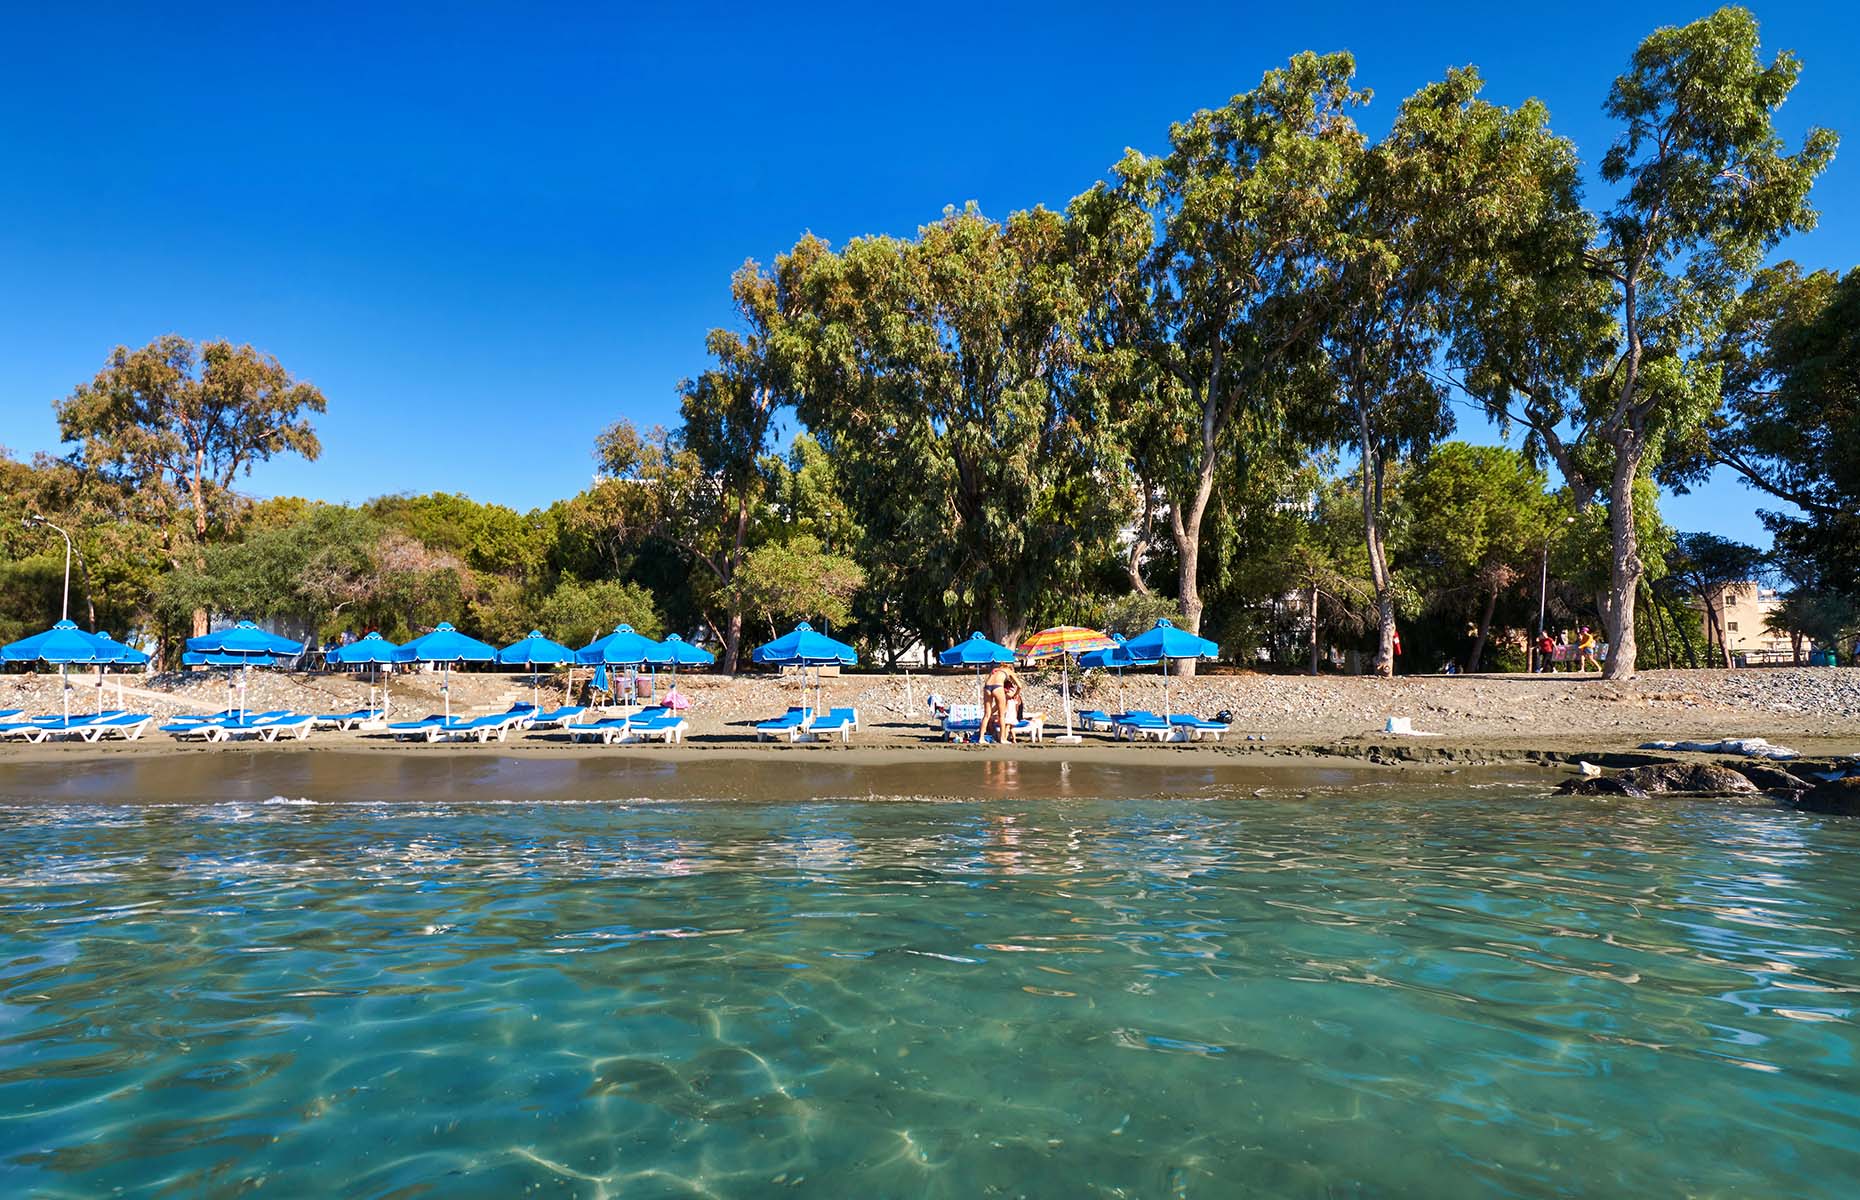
[2,2,1853,549]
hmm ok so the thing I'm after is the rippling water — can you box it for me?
[2,786,1857,1197]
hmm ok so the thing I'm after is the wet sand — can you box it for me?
[0,745,1556,805]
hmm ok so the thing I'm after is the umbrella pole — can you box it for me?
[1055,653,1081,744]
[443,662,451,723]
[61,663,69,723]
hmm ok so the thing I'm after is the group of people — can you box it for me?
[1534,627,1602,673]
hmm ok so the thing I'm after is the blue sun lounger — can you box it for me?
[1076,710,1119,732]
[0,721,51,743]
[0,709,19,722]
[28,713,109,740]
[800,707,858,743]
[756,707,813,741]
[164,711,291,742]
[941,703,984,740]
[70,712,154,741]
[388,715,447,741]
[1114,711,1172,741]
[222,712,315,742]
[1168,714,1229,741]
[566,717,631,743]
[526,705,586,730]
[313,708,385,730]
[624,713,688,744]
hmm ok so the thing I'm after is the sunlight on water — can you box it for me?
[1,791,1857,1197]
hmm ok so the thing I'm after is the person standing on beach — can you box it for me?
[982,662,1019,743]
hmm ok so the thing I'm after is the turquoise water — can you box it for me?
[2,787,1858,1197]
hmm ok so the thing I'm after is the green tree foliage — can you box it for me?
[1320,68,1583,675]
[670,262,796,670]
[725,535,866,640]
[1459,7,1835,678]
[1083,52,1359,658]
[1403,444,1556,671]
[784,206,1121,648]
[536,577,664,647]
[1711,263,1860,600]
[55,336,327,638]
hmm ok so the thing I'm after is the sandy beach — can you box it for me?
[3,667,1855,801]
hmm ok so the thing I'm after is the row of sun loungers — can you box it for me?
[161,710,316,741]
[1,699,1226,749]
[0,710,156,743]
[1077,710,1229,741]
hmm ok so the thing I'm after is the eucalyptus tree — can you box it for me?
[1402,443,1555,672]
[783,205,1118,646]
[1319,68,1574,673]
[1710,263,1860,600]
[673,260,797,670]
[1077,52,1360,662]
[1455,8,1835,678]
[55,335,327,636]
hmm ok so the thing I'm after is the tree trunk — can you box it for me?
[1665,595,1699,668]
[1600,447,1643,679]
[722,610,744,676]
[1357,415,1395,677]
[1643,582,1671,669]
[1308,584,1320,676]
[1468,588,1497,674]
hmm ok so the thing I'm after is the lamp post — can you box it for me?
[1534,516,1577,672]
[24,514,73,623]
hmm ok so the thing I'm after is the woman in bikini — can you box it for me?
[983,663,1018,743]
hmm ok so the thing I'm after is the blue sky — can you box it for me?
[2,2,1853,548]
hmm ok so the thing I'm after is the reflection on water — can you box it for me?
[2,791,1858,1197]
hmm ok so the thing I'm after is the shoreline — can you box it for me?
[1,735,1851,807]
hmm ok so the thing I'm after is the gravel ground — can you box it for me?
[3,664,1857,750]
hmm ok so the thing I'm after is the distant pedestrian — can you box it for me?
[1578,627,1600,672]
[1536,632,1556,672]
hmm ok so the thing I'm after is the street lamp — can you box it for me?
[1534,515,1578,672]
[23,514,74,623]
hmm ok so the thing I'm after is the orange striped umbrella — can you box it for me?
[1016,626,1116,660]
[1014,626,1114,743]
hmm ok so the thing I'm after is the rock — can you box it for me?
[1616,763,1759,795]
[1793,776,1860,816]
[1559,762,1758,797]
[1557,777,1649,798]
[1733,764,1811,794]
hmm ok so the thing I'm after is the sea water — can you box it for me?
[1,783,1856,1196]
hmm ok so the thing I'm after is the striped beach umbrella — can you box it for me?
[1016,626,1117,743]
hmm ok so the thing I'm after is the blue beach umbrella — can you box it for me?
[753,622,857,714]
[577,624,671,706]
[2,620,143,721]
[654,634,715,708]
[326,632,403,713]
[938,632,1017,711]
[497,630,577,709]
[576,623,671,666]
[656,634,715,667]
[1122,619,1219,718]
[751,622,857,667]
[1078,632,1160,715]
[85,631,150,714]
[393,622,498,722]
[938,632,1016,667]
[326,631,401,665]
[186,621,305,721]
